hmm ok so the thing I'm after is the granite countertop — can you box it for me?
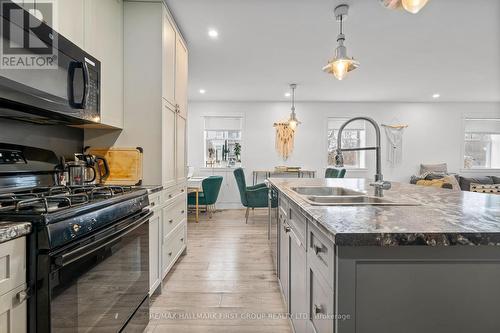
[0,221,31,244]
[269,178,500,247]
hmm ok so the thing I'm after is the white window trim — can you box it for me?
[203,115,244,168]
[461,116,500,171]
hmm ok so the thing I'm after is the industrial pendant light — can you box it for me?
[322,4,359,81]
[287,84,301,130]
[380,0,430,14]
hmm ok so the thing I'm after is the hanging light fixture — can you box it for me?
[287,83,301,130]
[380,0,430,14]
[323,4,359,81]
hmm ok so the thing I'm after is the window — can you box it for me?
[204,116,243,168]
[463,118,500,169]
[327,118,366,168]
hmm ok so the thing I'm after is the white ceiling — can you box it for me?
[166,0,500,102]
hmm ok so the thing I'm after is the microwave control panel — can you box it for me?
[0,150,26,164]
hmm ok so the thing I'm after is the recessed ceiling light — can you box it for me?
[208,29,218,39]
[432,93,440,99]
[284,92,291,97]
[199,89,206,94]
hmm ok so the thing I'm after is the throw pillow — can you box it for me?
[416,179,449,189]
[442,175,461,191]
[420,163,448,175]
[470,183,500,195]
[459,176,494,191]
[492,176,500,184]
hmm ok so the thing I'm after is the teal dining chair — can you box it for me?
[188,176,223,218]
[233,168,269,223]
[325,167,346,178]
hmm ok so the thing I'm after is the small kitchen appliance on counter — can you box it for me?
[0,143,151,333]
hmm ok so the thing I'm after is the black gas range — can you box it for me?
[0,144,151,333]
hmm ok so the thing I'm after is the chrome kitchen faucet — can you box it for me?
[334,117,391,197]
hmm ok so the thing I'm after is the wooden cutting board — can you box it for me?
[86,147,143,186]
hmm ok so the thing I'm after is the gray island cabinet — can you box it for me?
[268,178,500,333]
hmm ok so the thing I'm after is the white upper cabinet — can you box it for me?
[84,0,124,128]
[162,10,176,107]
[175,37,188,119]
[163,102,177,188]
[52,0,85,49]
[176,115,187,182]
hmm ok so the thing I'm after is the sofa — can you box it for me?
[411,163,500,194]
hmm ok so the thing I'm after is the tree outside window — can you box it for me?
[327,118,366,168]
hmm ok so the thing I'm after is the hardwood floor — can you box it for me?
[146,209,291,333]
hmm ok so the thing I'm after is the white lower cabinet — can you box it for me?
[161,189,187,279]
[0,237,27,333]
[149,186,187,295]
[0,284,27,333]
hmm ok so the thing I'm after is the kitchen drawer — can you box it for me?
[288,206,306,245]
[162,222,186,275]
[162,196,186,237]
[0,237,26,296]
[307,223,334,290]
[0,284,27,333]
[307,264,334,333]
[278,196,289,216]
[148,191,162,211]
[162,184,186,203]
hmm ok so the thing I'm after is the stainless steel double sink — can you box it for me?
[291,186,420,206]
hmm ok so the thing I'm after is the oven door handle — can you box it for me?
[55,210,152,268]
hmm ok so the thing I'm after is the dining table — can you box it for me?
[187,176,208,223]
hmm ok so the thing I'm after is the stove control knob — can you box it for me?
[72,224,81,233]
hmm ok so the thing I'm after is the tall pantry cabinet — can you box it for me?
[123,0,188,294]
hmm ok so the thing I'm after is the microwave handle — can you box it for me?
[82,61,90,108]
[67,61,88,109]
[55,210,152,268]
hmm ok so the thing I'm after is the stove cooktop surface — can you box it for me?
[0,185,147,223]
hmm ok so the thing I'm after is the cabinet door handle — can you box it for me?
[181,188,185,193]
[313,244,323,255]
[180,237,184,242]
[169,219,173,224]
[313,304,323,314]
[169,194,173,198]
[284,224,291,233]
[181,210,185,214]
[16,290,28,303]
[150,202,156,207]
[168,252,172,256]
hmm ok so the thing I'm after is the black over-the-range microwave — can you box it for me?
[0,0,100,125]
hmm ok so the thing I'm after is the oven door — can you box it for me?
[39,210,151,333]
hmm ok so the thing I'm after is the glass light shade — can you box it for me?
[401,0,429,14]
[288,119,298,130]
[323,58,359,80]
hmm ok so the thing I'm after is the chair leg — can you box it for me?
[245,207,250,224]
[209,205,213,219]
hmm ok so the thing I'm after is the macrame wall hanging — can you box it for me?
[382,124,408,166]
[274,122,295,160]
[274,83,301,161]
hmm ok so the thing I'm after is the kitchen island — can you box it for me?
[268,178,500,333]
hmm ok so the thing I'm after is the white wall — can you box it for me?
[188,102,500,185]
